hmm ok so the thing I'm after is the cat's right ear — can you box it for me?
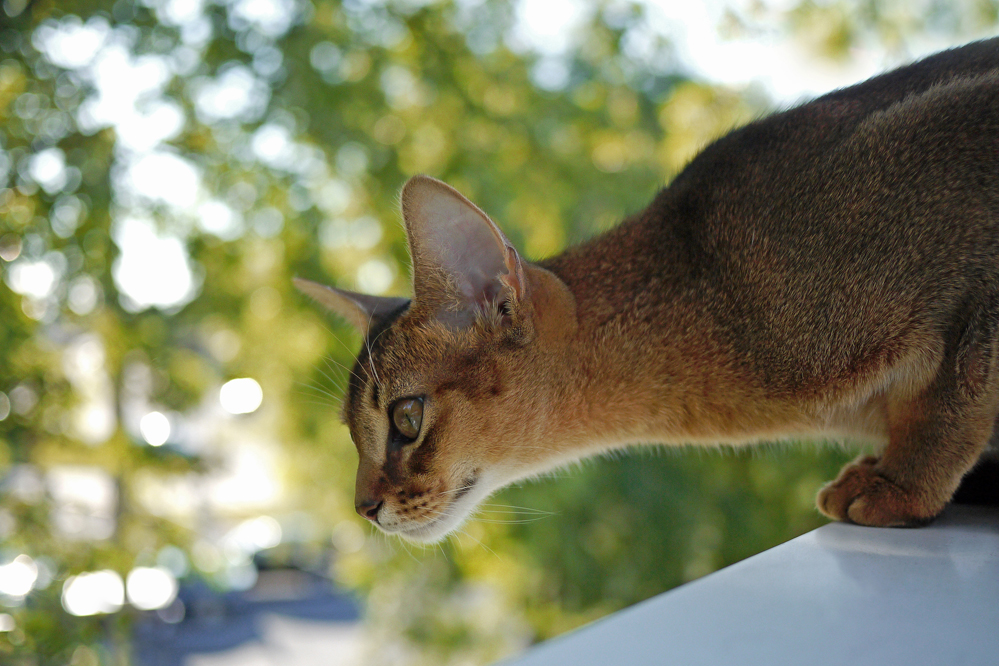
[401,175,526,328]
[293,277,409,335]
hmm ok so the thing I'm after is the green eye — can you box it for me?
[391,397,424,441]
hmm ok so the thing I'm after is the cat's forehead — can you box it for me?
[372,315,456,373]
[343,310,484,420]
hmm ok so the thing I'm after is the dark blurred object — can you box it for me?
[132,564,359,666]
[953,457,999,506]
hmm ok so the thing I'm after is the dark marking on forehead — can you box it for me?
[344,300,411,429]
[437,353,503,400]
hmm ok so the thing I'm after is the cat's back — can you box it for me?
[652,42,999,392]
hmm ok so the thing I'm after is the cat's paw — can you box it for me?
[816,455,939,527]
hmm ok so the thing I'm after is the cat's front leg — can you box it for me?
[817,326,999,527]
[817,454,942,526]
[816,404,996,526]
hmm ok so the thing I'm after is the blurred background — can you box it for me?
[0,0,996,664]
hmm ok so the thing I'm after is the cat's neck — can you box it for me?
[528,218,785,456]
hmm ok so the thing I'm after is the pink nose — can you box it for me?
[355,499,383,522]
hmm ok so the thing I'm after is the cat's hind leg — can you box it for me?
[817,303,999,526]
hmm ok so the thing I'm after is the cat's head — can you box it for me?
[296,176,577,542]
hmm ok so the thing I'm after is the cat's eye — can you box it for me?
[391,397,424,442]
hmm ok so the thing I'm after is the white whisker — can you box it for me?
[433,484,477,498]
[363,310,382,388]
[300,376,344,398]
[478,503,554,515]
[474,517,551,524]
[313,361,346,390]
[458,529,501,559]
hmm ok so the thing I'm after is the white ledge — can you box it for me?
[502,505,999,666]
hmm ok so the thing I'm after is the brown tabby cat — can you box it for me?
[296,38,999,543]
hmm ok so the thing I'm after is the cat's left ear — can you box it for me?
[293,277,409,335]
[401,175,526,328]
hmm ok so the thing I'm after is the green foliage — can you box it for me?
[0,1,995,664]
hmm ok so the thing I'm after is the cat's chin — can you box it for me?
[388,474,492,544]
[392,518,462,544]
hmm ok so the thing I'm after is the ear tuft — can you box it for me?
[294,277,409,335]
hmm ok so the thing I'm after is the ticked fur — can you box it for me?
[298,39,999,542]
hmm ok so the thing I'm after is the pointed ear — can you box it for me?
[401,175,525,327]
[293,277,409,335]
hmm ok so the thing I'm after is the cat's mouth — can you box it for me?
[393,473,480,542]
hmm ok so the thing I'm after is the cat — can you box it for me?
[296,37,999,543]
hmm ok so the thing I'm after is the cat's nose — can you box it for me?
[356,498,383,522]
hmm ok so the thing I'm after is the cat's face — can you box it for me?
[296,176,575,542]
[341,309,527,542]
